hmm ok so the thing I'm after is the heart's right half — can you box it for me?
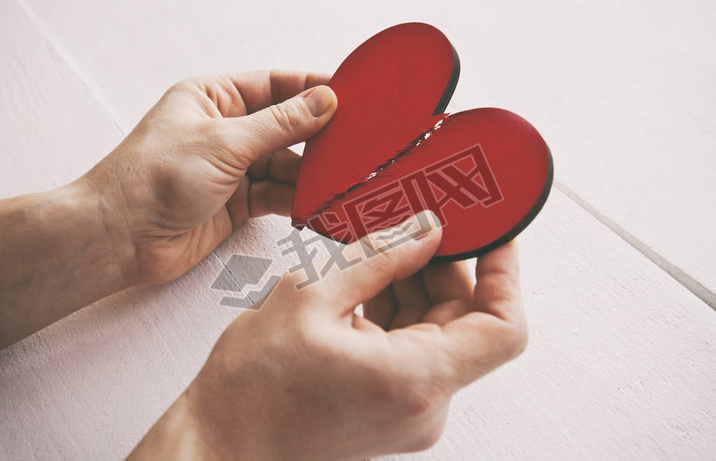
[292,23,553,261]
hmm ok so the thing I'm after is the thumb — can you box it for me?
[234,85,337,161]
[298,211,443,318]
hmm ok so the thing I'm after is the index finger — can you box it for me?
[190,69,332,118]
[235,69,332,113]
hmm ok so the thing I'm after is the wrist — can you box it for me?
[72,170,139,288]
[128,391,220,461]
[130,379,276,461]
[181,375,279,460]
[0,181,137,346]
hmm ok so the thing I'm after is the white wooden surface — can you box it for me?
[1,0,715,459]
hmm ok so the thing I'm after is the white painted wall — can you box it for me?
[1,0,715,459]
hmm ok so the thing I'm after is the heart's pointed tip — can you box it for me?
[290,217,306,230]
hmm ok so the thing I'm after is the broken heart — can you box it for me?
[292,22,553,260]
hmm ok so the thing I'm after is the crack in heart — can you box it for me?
[292,113,451,227]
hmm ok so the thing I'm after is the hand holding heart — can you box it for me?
[129,212,528,460]
[74,23,541,459]
[0,69,340,348]
[80,69,337,285]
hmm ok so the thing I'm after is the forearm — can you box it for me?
[0,180,135,348]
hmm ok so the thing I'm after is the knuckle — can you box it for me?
[359,360,396,397]
[256,183,279,213]
[495,320,529,362]
[264,150,277,177]
[511,321,529,357]
[398,378,442,419]
[168,78,196,94]
[403,390,435,419]
[268,102,303,133]
[357,359,425,413]
[411,422,445,452]
[482,273,520,303]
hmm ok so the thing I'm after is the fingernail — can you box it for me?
[302,86,336,117]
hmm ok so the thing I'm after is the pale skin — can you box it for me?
[0,70,527,460]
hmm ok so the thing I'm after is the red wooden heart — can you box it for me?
[292,22,553,260]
